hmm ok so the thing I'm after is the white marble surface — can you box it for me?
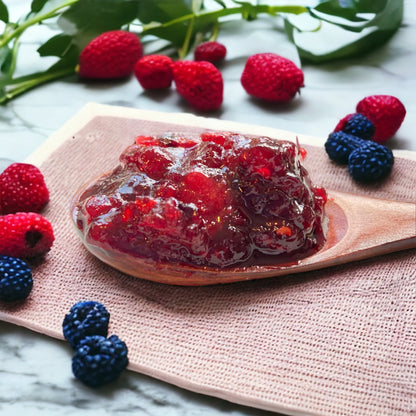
[0,1,415,415]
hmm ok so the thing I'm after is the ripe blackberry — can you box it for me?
[0,255,33,302]
[348,142,394,183]
[63,301,110,349]
[325,131,366,164]
[336,113,375,140]
[72,335,129,387]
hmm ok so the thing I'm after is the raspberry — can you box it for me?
[79,30,143,79]
[194,41,227,63]
[62,301,110,349]
[0,255,33,302]
[134,54,173,89]
[348,142,394,183]
[356,95,406,143]
[172,60,223,111]
[334,113,375,140]
[0,212,54,258]
[241,53,304,102]
[0,163,49,214]
[71,335,128,387]
[325,131,366,164]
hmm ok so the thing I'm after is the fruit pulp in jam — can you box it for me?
[73,132,327,268]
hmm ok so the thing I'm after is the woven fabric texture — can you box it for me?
[1,112,415,416]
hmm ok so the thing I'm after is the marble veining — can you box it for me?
[1,1,415,415]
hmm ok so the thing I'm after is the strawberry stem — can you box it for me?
[0,66,76,105]
[0,0,79,49]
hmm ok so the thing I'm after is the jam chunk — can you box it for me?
[73,132,327,268]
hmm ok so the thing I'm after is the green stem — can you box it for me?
[141,4,308,35]
[0,66,75,105]
[209,24,220,42]
[178,17,195,59]
[0,0,79,49]
[6,34,22,80]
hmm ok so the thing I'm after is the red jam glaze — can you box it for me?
[73,132,327,268]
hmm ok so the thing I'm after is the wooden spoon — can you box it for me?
[72,190,416,286]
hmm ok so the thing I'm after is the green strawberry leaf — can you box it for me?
[136,0,194,47]
[58,0,138,49]
[136,0,192,24]
[0,46,12,75]
[0,0,8,23]
[312,0,388,22]
[284,0,403,62]
[37,33,76,58]
[309,0,398,32]
[31,0,51,13]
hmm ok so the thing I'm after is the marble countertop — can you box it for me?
[1,1,415,415]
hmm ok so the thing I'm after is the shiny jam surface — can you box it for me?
[73,132,327,268]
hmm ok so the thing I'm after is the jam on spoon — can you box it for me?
[72,131,327,269]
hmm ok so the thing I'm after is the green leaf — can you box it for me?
[0,0,8,23]
[58,0,138,48]
[314,0,388,16]
[31,0,51,13]
[211,0,227,8]
[136,0,192,24]
[37,33,75,57]
[0,46,12,74]
[285,0,403,62]
[138,0,195,47]
[310,0,395,32]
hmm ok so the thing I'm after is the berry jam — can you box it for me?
[72,132,327,269]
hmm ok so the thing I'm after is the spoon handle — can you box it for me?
[306,190,416,268]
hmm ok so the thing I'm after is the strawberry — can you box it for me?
[194,41,227,63]
[240,53,304,102]
[356,95,406,143]
[0,163,49,214]
[134,54,173,89]
[172,60,223,111]
[0,212,54,258]
[78,30,143,79]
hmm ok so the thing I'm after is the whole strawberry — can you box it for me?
[241,53,304,102]
[356,95,406,143]
[194,41,227,64]
[0,163,49,214]
[0,212,54,258]
[78,30,143,79]
[172,60,223,111]
[134,54,173,89]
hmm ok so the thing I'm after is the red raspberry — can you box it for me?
[356,95,406,143]
[0,163,49,214]
[194,41,226,63]
[0,212,54,258]
[241,53,304,102]
[172,61,223,111]
[79,30,143,79]
[134,55,173,89]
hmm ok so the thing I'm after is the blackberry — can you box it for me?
[324,131,365,164]
[72,335,129,387]
[348,142,394,183]
[63,301,110,349]
[0,255,33,302]
[342,113,375,140]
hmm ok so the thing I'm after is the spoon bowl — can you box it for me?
[72,190,416,285]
